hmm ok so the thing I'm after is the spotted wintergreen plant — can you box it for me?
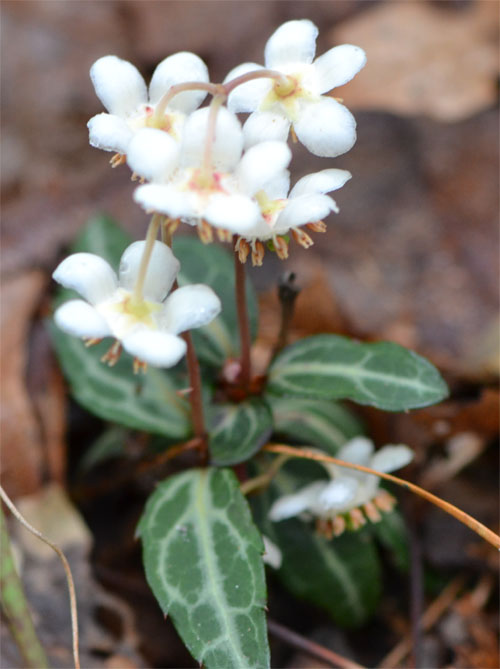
[46,17,480,669]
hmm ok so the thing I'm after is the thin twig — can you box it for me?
[267,618,365,669]
[378,575,466,668]
[234,243,252,390]
[240,454,290,496]
[262,444,500,549]
[0,485,80,669]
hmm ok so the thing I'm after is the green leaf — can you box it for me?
[371,509,410,571]
[174,236,258,366]
[267,396,363,454]
[267,334,448,411]
[209,398,273,466]
[252,464,381,627]
[138,468,270,669]
[51,324,191,438]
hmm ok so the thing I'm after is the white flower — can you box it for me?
[269,437,413,537]
[129,111,292,241]
[262,535,282,570]
[235,167,351,265]
[224,20,366,157]
[52,241,221,369]
[88,52,209,159]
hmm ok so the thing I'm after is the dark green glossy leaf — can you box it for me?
[267,334,448,411]
[209,398,273,466]
[267,395,363,454]
[138,468,270,669]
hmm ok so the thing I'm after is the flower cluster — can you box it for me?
[53,19,365,367]
[269,438,413,538]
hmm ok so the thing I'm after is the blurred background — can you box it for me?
[1,1,499,667]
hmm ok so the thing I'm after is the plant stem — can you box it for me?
[0,486,80,669]
[0,505,49,669]
[263,444,500,549]
[133,214,161,302]
[234,242,252,389]
[154,81,222,121]
[223,68,290,95]
[203,94,227,174]
[182,331,206,448]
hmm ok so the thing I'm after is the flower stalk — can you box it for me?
[234,240,252,390]
[132,213,162,302]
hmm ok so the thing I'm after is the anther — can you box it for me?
[332,515,346,537]
[291,227,314,249]
[197,219,214,244]
[251,240,265,267]
[374,490,397,513]
[110,153,126,168]
[83,337,102,347]
[101,340,122,366]
[363,501,382,523]
[306,220,327,233]
[236,237,250,263]
[216,228,232,243]
[133,358,148,374]
[349,507,367,530]
[273,236,289,260]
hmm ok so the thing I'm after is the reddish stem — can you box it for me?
[182,331,206,444]
[234,244,252,390]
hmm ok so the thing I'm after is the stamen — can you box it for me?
[101,340,122,366]
[236,237,250,263]
[306,220,327,233]
[374,490,397,513]
[363,501,382,523]
[216,228,232,243]
[349,507,367,530]
[332,515,346,537]
[110,153,126,168]
[291,228,314,249]
[251,240,265,267]
[273,236,289,260]
[290,126,298,143]
[316,518,333,540]
[133,358,148,375]
[197,219,214,244]
[83,337,102,347]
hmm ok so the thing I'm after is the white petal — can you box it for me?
[224,62,271,113]
[87,113,133,154]
[149,52,209,112]
[371,445,414,473]
[264,171,290,200]
[241,218,275,242]
[134,183,196,220]
[160,284,221,335]
[274,193,337,234]
[265,20,318,68]
[54,300,112,338]
[313,44,367,94]
[262,536,282,569]
[90,55,147,117]
[204,193,261,232]
[294,98,357,158]
[338,437,374,466]
[236,141,291,196]
[122,330,186,368]
[269,481,326,521]
[126,128,179,181]
[53,253,117,305]
[181,106,243,171]
[314,477,359,512]
[243,111,291,149]
[290,168,352,198]
[118,241,180,302]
